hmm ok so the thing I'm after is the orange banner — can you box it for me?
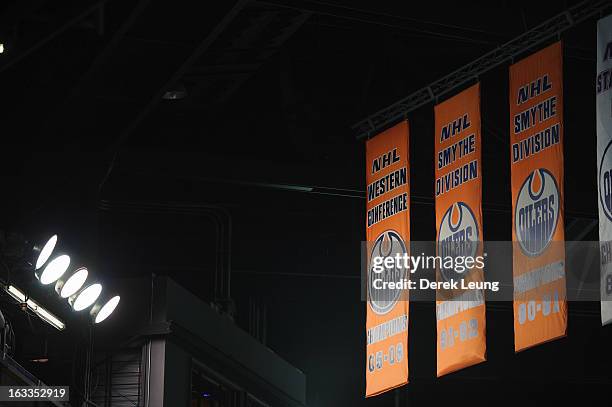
[365,121,410,397]
[434,83,487,376]
[509,42,567,352]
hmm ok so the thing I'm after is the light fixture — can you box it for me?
[55,267,88,298]
[5,285,65,330]
[36,254,70,285]
[3,230,120,327]
[90,295,120,324]
[162,83,187,100]
[69,283,102,311]
[7,285,26,302]
[33,235,58,270]
[0,43,4,54]
[28,299,66,330]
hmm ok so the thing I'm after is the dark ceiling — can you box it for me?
[1,0,611,406]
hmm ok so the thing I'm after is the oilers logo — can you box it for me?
[515,168,559,256]
[368,230,407,315]
[437,202,479,280]
[599,140,612,221]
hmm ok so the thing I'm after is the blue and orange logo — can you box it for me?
[599,140,612,221]
[438,202,479,279]
[515,168,559,256]
[368,230,407,315]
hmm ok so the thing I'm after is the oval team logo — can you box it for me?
[368,230,407,315]
[437,202,479,280]
[599,140,612,222]
[515,168,560,257]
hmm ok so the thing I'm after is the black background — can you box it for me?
[1,1,611,405]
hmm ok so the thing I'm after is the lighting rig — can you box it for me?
[0,233,120,331]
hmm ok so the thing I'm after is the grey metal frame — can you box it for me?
[352,0,612,139]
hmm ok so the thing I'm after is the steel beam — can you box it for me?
[0,0,109,74]
[352,0,612,139]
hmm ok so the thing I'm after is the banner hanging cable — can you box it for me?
[352,0,612,140]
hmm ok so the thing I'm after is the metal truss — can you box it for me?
[353,0,612,139]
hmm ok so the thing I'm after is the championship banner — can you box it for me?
[365,121,410,397]
[509,42,567,351]
[434,83,487,376]
[597,15,612,326]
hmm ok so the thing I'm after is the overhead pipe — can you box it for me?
[98,199,234,316]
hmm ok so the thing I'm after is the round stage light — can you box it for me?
[37,255,70,285]
[56,267,88,298]
[91,296,120,324]
[70,283,102,311]
[34,235,58,270]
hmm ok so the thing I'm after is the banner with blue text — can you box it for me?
[597,15,612,326]
[365,121,410,396]
[509,42,567,351]
[434,83,487,376]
